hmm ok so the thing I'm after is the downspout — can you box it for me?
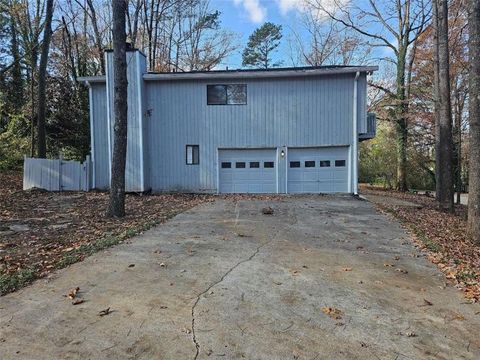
[352,71,360,195]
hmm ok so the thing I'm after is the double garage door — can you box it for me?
[218,147,349,194]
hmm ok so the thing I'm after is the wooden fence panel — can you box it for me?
[23,156,91,191]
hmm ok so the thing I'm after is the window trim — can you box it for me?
[186,145,199,165]
[207,84,247,105]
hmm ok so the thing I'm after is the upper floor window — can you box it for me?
[207,84,247,105]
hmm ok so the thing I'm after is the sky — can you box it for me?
[210,0,393,73]
[212,0,315,69]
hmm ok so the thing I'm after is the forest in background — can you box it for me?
[0,0,471,194]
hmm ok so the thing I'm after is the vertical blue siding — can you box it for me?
[105,51,148,192]
[145,73,356,192]
[91,83,109,189]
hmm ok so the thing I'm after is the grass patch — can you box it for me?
[0,267,37,295]
[409,225,442,252]
[456,270,478,283]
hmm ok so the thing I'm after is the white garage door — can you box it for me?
[219,149,276,193]
[287,147,349,193]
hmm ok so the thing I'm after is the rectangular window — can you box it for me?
[290,161,301,168]
[335,160,346,167]
[186,145,199,165]
[221,162,231,169]
[249,162,260,168]
[305,161,316,168]
[207,84,246,105]
[320,160,331,167]
[264,161,274,168]
[235,162,246,168]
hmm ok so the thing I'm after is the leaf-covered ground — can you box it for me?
[0,172,214,295]
[361,185,479,303]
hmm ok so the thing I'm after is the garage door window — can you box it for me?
[305,161,315,167]
[249,162,260,168]
[290,161,301,168]
[221,162,231,168]
[186,145,199,165]
[264,162,274,168]
[236,162,246,168]
[335,160,346,167]
[320,160,331,167]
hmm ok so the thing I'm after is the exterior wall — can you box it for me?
[105,51,148,192]
[145,74,357,192]
[357,74,367,134]
[90,83,109,189]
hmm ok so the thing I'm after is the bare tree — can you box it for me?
[107,0,128,218]
[467,0,480,243]
[290,9,370,67]
[311,0,430,191]
[433,0,454,211]
[36,0,53,158]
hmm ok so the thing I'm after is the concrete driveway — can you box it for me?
[1,196,479,359]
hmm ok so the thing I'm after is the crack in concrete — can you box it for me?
[190,239,272,359]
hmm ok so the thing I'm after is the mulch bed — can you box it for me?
[361,185,479,303]
[0,171,214,295]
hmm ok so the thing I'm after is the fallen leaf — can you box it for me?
[423,299,433,306]
[98,307,111,316]
[72,299,84,305]
[396,268,408,274]
[128,264,135,268]
[321,306,342,320]
[384,263,394,267]
[262,207,274,215]
[342,267,352,272]
[64,287,80,300]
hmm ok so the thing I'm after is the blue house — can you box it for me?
[79,49,377,194]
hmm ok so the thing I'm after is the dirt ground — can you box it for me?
[1,196,479,359]
[0,172,213,294]
[360,185,479,303]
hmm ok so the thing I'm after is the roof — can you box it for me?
[78,65,378,84]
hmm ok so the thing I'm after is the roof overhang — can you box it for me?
[143,66,378,81]
[77,76,106,84]
[77,66,378,84]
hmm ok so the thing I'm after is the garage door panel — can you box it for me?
[219,149,276,193]
[287,147,349,193]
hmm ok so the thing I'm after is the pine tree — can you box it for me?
[242,22,282,69]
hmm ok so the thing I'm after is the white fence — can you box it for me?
[23,156,91,191]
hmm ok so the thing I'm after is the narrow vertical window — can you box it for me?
[186,145,199,165]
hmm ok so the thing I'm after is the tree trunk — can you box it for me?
[36,0,54,159]
[9,13,23,109]
[467,0,480,243]
[434,0,454,212]
[107,0,128,218]
[86,0,105,74]
[396,46,408,192]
